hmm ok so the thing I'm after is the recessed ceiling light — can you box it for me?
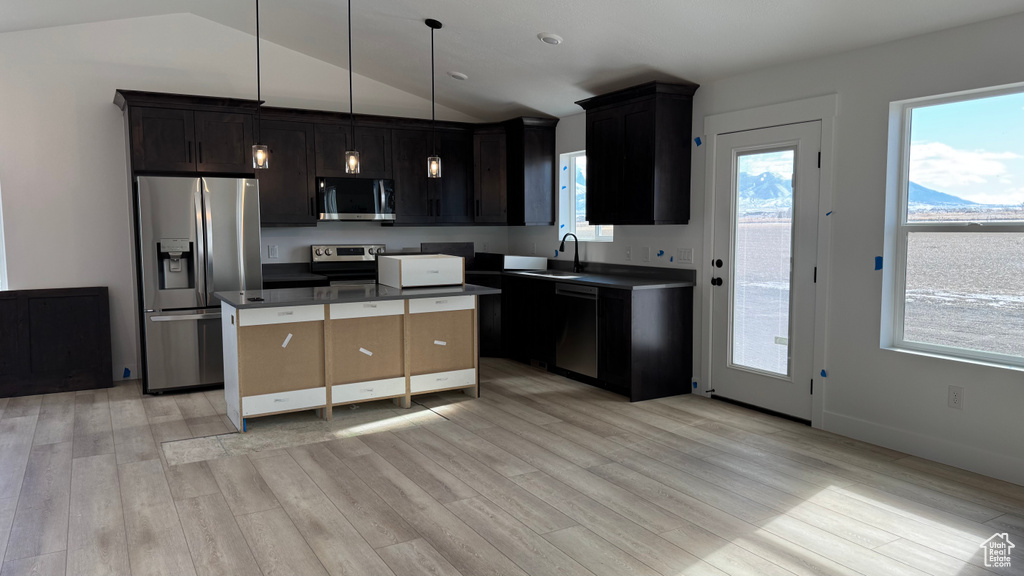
[538,32,563,46]
[448,71,469,81]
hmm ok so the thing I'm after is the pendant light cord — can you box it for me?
[255,0,261,142]
[348,0,355,145]
[431,24,436,156]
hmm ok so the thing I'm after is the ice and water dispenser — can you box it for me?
[157,238,194,290]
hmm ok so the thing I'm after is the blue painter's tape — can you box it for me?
[670,256,674,263]
[694,137,702,146]
[561,185,567,189]
[826,211,833,216]
[123,367,130,378]
[820,369,827,378]
[560,224,565,228]
[554,250,559,257]
[242,419,247,432]
[657,250,664,257]
[874,256,883,270]
[692,382,698,389]
[563,166,568,171]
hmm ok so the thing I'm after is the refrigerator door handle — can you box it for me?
[202,179,216,305]
[193,180,207,307]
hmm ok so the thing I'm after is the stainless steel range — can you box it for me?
[310,244,386,285]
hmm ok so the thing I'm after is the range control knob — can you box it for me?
[315,248,323,256]
[376,247,385,254]
[325,248,333,256]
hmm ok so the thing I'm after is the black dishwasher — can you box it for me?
[554,283,599,378]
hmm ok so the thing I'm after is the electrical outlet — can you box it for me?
[267,245,279,259]
[625,246,632,261]
[531,243,537,255]
[641,247,651,262]
[678,248,693,264]
[482,242,489,252]
[948,385,964,409]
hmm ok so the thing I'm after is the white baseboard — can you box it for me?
[824,410,1024,486]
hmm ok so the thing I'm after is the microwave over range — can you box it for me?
[318,177,396,221]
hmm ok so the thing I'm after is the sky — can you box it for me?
[910,90,1024,205]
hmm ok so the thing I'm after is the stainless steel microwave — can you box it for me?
[317,177,396,221]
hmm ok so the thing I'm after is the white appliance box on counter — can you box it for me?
[378,254,465,288]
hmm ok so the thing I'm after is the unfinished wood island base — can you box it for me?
[218,287,493,432]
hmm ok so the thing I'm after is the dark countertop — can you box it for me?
[216,283,501,309]
[503,271,693,290]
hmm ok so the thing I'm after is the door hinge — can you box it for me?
[810,379,814,395]
[813,266,817,283]
[817,152,821,168]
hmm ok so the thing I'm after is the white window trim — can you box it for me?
[884,83,1024,369]
[559,151,613,243]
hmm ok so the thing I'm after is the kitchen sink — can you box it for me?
[518,270,585,279]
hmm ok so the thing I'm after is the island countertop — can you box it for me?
[215,282,501,309]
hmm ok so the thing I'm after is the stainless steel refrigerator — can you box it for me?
[136,176,261,393]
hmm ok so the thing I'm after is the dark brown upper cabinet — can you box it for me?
[576,81,698,225]
[314,124,392,179]
[505,118,558,226]
[472,118,557,226]
[473,128,507,224]
[392,128,474,225]
[256,120,317,226]
[126,106,254,175]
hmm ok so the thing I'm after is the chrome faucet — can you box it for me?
[559,233,584,273]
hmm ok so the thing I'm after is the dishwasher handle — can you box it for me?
[555,283,598,300]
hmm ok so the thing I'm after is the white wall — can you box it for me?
[515,13,1024,484]
[0,13,487,381]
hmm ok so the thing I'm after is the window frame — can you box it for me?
[560,151,613,243]
[890,85,1024,368]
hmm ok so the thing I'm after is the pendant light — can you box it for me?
[426,19,442,179]
[343,0,360,173]
[252,0,269,169]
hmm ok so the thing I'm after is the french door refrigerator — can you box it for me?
[136,176,261,393]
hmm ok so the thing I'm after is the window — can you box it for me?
[887,87,1024,367]
[560,151,612,242]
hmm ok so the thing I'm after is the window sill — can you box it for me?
[881,345,1024,374]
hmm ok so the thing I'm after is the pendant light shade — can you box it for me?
[252,0,268,169]
[426,18,442,179]
[344,0,360,174]
[253,144,269,169]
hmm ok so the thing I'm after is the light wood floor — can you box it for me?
[1,358,1022,576]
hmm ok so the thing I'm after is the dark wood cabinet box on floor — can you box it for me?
[0,287,112,397]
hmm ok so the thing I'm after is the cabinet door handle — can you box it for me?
[310,197,316,217]
[476,199,480,217]
[436,199,441,218]
[427,199,432,217]
[187,141,192,163]
[198,142,203,164]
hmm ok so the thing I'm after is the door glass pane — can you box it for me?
[904,232,1024,359]
[732,149,795,376]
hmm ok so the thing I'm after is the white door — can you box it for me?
[710,122,820,420]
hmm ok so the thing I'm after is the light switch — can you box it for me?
[268,245,279,259]
[641,247,651,262]
[678,248,693,264]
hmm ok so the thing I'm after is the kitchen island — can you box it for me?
[216,283,499,432]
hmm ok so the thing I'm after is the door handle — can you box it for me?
[152,312,222,322]
[711,277,723,286]
[714,259,723,268]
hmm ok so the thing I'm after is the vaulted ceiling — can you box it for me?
[5,0,1024,120]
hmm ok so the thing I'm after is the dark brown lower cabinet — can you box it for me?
[502,278,692,401]
[501,276,555,365]
[0,287,112,398]
[598,286,693,401]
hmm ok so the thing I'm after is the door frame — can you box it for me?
[701,94,838,428]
